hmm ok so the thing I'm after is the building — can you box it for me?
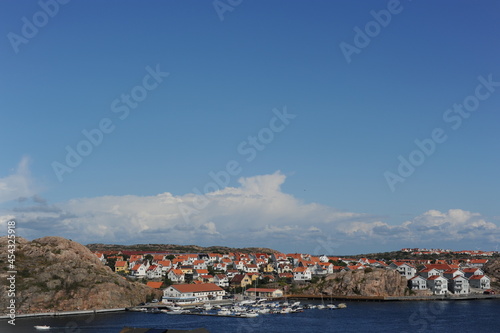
[427,275,448,295]
[162,283,225,304]
[244,288,284,298]
[449,275,469,295]
[408,275,427,291]
[469,275,491,289]
[390,262,416,280]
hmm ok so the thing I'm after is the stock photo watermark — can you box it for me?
[178,106,296,222]
[213,0,243,21]
[384,74,500,192]
[51,64,169,182]
[339,0,407,64]
[7,0,71,54]
[6,220,17,326]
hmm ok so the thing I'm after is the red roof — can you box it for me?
[246,288,280,293]
[469,275,488,280]
[146,281,163,289]
[171,283,223,293]
[428,275,445,280]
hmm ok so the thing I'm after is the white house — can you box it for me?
[390,263,416,279]
[443,269,464,280]
[409,275,428,291]
[163,283,225,304]
[469,275,491,289]
[419,268,441,279]
[146,265,163,279]
[130,263,149,278]
[293,267,312,281]
[214,274,229,288]
[449,275,469,295]
[427,275,448,295]
[167,269,185,283]
[462,268,484,279]
[244,264,259,274]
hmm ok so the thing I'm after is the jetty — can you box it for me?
[287,294,500,302]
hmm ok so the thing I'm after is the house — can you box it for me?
[226,269,239,279]
[427,275,448,295]
[244,288,284,298]
[390,262,416,279]
[244,264,259,274]
[409,275,427,291]
[93,252,106,264]
[167,269,185,283]
[157,260,172,275]
[130,263,149,278]
[319,255,330,263]
[469,259,488,268]
[462,268,484,279]
[162,283,225,304]
[449,275,469,295]
[469,275,491,289]
[146,265,163,279]
[443,269,464,280]
[213,262,228,272]
[200,275,214,283]
[418,268,442,279]
[262,263,274,273]
[214,274,229,288]
[193,269,209,280]
[293,267,312,281]
[114,260,129,274]
[230,274,253,288]
[193,260,207,270]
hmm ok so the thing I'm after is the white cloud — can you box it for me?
[0,156,37,203]
[1,170,499,252]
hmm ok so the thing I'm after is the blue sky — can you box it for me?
[1,0,499,254]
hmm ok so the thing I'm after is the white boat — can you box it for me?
[218,309,232,316]
[291,301,301,307]
[34,326,51,331]
[279,307,292,314]
[167,309,187,314]
[337,303,347,309]
[327,304,338,309]
[317,304,326,310]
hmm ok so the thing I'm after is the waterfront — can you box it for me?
[2,299,500,333]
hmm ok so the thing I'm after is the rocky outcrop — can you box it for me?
[0,236,162,314]
[87,243,279,254]
[483,259,500,288]
[301,269,408,297]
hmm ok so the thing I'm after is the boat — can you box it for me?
[337,303,347,309]
[218,309,232,316]
[34,326,51,330]
[317,304,326,310]
[166,309,188,315]
[327,304,338,309]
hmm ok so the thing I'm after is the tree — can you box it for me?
[166,255,175,260]
[145,254,154,263]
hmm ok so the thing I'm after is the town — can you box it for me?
[91,247,498,305]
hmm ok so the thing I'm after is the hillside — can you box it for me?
[86,243,279,254]
[483,258,500,289]
[299,268,408,297]
[0,236,162,314]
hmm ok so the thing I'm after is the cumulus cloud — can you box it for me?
[0,156,37,203]
[1,170,499,252]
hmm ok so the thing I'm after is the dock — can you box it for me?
[287,294,500,302]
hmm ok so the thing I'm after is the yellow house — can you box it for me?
[263,263,274,273]
[231,274,253,288]
[180,266,193,275]
[115,260,129,273]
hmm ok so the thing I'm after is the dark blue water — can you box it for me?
[2,300,500,333]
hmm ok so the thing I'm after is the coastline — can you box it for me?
[287,293,500,302]
[2,294,500,320]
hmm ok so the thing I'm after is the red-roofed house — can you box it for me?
[390,262,416,279]
[167,268,185,283]
[114,260,129,273]
[214,274,229,287]
[469,275,491,289]
[409,275,427,290]
[293,267,311,281]
[163,283,225,304]
[449,275,469,295]
[462,268,484,279]
[427,275,448,295]
[244,288,283,298]
[146,265,163,279]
